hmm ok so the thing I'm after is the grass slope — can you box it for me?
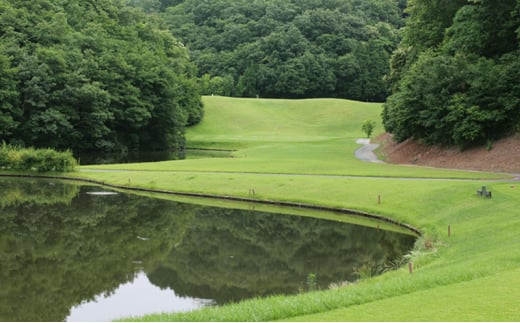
[77,96,520,321]
[82,96,506,180]
[288,268,520,322]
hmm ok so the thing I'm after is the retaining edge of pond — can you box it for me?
[0,173,422,236]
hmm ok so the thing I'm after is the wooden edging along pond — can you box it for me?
[1,173,422,237]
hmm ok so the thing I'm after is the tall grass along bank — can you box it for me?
[0,143,77,172]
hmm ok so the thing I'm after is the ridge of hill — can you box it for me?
[377,133,520,174]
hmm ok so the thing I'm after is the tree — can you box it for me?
[383,0,520,148]
[0,0,202,155]
[161,0,404,100]
[0,47,20,139]
[362,119,377,138]
[401,0,467,53]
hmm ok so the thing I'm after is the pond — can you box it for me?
[0,177,416,322]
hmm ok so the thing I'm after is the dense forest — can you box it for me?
[129,0,407,101]
[2,0,518,152]
[0,0,202,154]
[382,0,520,148]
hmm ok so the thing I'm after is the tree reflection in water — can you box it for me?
[0,178,415,321]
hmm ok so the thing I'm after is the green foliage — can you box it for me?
[306,273,318,292]
[383,0,520,148]
[361,119,377,138]
[0,143,77,172]
[160,0,404,101]
[353,263,379,280]
[0,0,202,155]
[401,0,467,53]
[0,47,20,139]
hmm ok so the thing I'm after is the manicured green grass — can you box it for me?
[187,97,380,145]
[82,96,507,180]
[73,96,520,321]
[287,268,520,322]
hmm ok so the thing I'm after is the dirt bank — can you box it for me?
[376,133,520,174]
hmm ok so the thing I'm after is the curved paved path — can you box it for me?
[355,138,384,163]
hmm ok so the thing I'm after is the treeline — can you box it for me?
[0,0,202,154]
[383,0,520,148]
[7,0,515,152]
[128,0,407,101]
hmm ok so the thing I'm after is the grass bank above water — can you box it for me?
[75,97,519,321]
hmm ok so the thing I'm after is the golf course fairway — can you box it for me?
[76,96,520,321]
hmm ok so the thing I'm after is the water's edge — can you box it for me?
[0,173,421,236]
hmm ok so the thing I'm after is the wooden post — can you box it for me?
[448,225,451,237]
[408,262,413,274]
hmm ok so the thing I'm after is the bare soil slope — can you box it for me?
[377,133,520,174]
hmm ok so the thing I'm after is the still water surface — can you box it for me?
[77,148,232,165]
[0,177,415,321]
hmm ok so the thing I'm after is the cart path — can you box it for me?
[355,138,384,163]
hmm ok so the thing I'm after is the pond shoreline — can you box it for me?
[0,173,421,236]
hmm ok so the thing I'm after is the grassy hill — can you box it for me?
[84,96,504,179]
[78,97,520,321]
[187,96,379,145]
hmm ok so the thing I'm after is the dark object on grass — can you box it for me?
[477,186,492,198]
